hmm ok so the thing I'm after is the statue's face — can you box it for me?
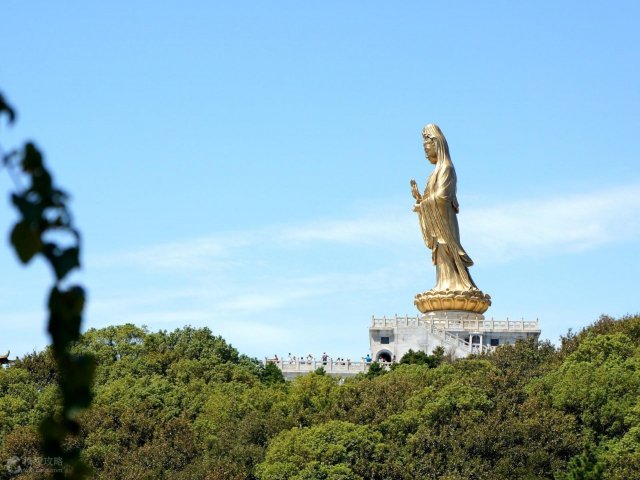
[423,135,437,164]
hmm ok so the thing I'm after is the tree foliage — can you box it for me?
[396,347,444,369]
[0,287,638,477]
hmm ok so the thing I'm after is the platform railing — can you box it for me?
[266,358,375,375]
[371,314,540,332]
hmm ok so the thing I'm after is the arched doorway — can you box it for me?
[376,351,392,362]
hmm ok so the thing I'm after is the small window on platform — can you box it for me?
[381,336,390,344]
[490,338,499,347]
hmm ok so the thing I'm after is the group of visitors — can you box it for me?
[269,352,397,365]
[281,353,353,365]
[284,353,318,365]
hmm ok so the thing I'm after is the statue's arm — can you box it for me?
[410,179,422,203]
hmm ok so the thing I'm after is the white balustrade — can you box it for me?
[265,358,383,376]
[371,314,539,332]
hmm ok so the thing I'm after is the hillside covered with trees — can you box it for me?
[1,315,639,479]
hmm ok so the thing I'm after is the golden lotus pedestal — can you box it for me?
[414,289,491,314]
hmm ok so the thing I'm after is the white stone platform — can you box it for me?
[269,311,541,379]
[266,358,377,380]
[370,311,540,361]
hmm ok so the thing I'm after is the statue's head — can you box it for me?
[422,123,450,165]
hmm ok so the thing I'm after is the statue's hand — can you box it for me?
[410,179,421,202]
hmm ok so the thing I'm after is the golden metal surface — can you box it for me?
[410,124,491,314]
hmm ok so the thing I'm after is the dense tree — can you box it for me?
[2,316,640,478]
[396,347,444,368]
[256,421,384,480]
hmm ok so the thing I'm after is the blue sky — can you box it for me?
[1,1,639,361]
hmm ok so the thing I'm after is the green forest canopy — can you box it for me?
[1,315,639,479]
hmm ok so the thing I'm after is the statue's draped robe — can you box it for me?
[416,159,478,292]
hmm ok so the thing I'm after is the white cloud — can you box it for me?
[463,185,640,263]
[105,309,212,326]
[89,184,640,276]
[218,321,296,347]
[275,215,413,246]
[217,290,314,313]
[89,213,413,274]
[214,268,410,315]
[89,235,249,272]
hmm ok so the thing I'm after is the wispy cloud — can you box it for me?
[463,184,640,263]
[275,215,413,245]
[213,268,408,315]
[90,235,249,271]
[217,321,298,355]
[90,184,640,275]
[89,215,413,273]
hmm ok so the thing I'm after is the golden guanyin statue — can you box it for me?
[410,124,491,314]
